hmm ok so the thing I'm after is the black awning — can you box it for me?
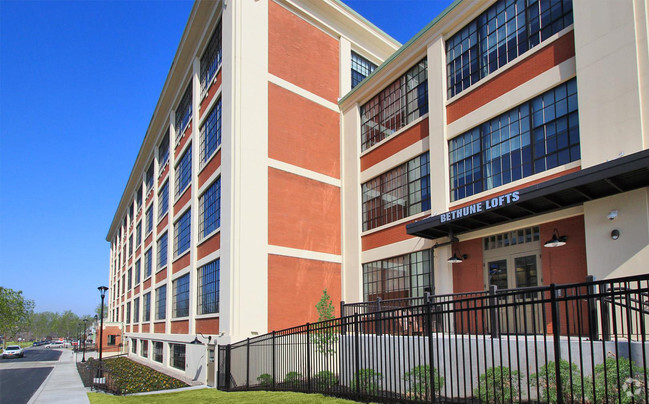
[407,149,649,239]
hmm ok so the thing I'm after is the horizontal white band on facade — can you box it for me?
[360,138,429,183]
[268,158,341,187]
[362,236,437,264]
[268,245,342,264]
[267,73,340,113]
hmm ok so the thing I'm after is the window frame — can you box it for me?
[197,259,220,315]
[174,209,191,258]
[172,274,190,318]
[199,178,220,240]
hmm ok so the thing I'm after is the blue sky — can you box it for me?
[0,0,453,317]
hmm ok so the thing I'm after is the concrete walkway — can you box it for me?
[28,349,89,404]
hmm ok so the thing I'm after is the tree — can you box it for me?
[95,303,108,319]
[0,287,35,348]
[313,289,337,356]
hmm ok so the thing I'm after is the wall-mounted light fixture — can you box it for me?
[544,228,567,248]
[448,249,468,264]
[611,229,620,240]
[190,333,212,345]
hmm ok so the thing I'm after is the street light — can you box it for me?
[82,318,88,362]
[98,286,108,363]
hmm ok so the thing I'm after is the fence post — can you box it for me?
[340,301,346,335]
[586,275,598,341]
[306,323,311,393]
[550,284,563,404]
[354,313,361,399]
[246,338,250,389]
[225,344,232,391]
[272,331,276,390]
[601,283,611,341]
[425,297,436,404]
[375,297,382,336]
[489,285,500,338]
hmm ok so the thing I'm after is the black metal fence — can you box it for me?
[218,274,649,403]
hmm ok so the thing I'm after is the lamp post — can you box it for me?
[98,286,108,363]
[82,318,88,362]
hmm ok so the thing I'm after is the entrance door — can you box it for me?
[207,345,215,387]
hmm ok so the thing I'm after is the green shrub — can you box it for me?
[587,355,646,404]
[313,370,338,390]
[283,371,303,388]
[474,366,520,403]
[89,357,187,394]
[403,364,444,399]
[531,360,588,403]
[256,373,273,388]
[350,368,382,394]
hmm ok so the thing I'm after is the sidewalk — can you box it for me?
[28,349,89,404]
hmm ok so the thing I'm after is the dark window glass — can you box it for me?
[146,162,154,194]
[143,292,151,322]
[159,131,170,170]
[199,178,220,238]
[153,341,163,362]
[449,79,579,201]
[135,222,142,246]
[360,59,428,151]
[146,206,153,235]
[131,338,137,353]
[200,20,222,93]
[173,274,190,318]
[171,343,186,370]
[174,209,191,257]
[144,248,152,279]
[197,260,220,315]
[351,51,377,88]
[134,259,141,284]
[158,232,168,269]
[134,297,140,323]
[158,181,169,220]
[446,0,573,98]
[141,340,148,357]
[127,268,132,290]
[363,250,432,301]
[128,235,133,257]
[176,146,192,197]
[126,302,131,324]
[200,99,222,168]
[175,84,192,137]
[107,335,116,346]
[156,285,167,321]
[136,186,142,212]
[362,153,430,231]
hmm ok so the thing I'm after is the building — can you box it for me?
[106,0,649,386]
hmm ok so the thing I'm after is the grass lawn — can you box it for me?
[88,389,361,403]
[1,341,33,350]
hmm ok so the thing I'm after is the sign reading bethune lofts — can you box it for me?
[440,191,520,223]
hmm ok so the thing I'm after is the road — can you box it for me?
[0,348,63,404]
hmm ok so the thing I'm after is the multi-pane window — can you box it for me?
[197,260,220,315]
[199,99,222,168]
[199,179,220,239]
[146,162,154,194]
[107,335,116,346]
[363,250,432,301]
[129,203,134,223]
[158,233,168,269]
[143,292,151,322]
[171,343,186,370]
[127,268,132,290]
[128,235,133,257]
[156,285,167,321]
[362,153,430,231]
[175,147,192,197]
[153,341,163,363]
[449,79,579,201]
[134,259,141,284]
[360,59,428,151]
[484,226,540,251]
[133,297,140,323]
[146,205,153,235]
[351,51,377,89]
[131,338,137,353]
[126,302,131,324]
[158,181,169,220]
[144,248,152,279]
[173,274,190,318]
[141,340,149,358]
[175,84,192,137]
[159,131,169,170]
[174,209,191,257]
[136,186,142,212]
[135,222,142,246]
[446,0,574,98]
[200,20,223,93]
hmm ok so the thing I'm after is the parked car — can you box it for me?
[2,345,24,359]
[45,341,64,349]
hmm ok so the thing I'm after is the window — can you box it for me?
[446,0,573,98]
[128,234,133,257]
[141,340,149,358]
[200,20,222,93]
[134,259,141,284]
[158,233,168,269]
[135,222,142,246]
[131,339,137,354]
[199,179,220,239]
[146,162,154,194]
[143,292,151,322]
[174,209,191,257]
[129,203,134,223]
[127,268,132,290]
[107,335,116,346]
[351,51,377,88]
[133,297,140,323]
[199,99,222,168]
[360,59,428,151]
[175,146,192,197]
[159,131,170,170]
[175,84,192,137]
[144,248,152,279]
[197,259,220,315]
[362,153,430,231]
[136,186,142,212]
[146,205,153,235]
[170,343,186,370]
[484,226,540,250]
[126,302,131,324]
[449,79,579,201]
[153,341,163,363]
[173,274,190,318]
[158,181,169,220]
[363,250,432,301]
[156,285,167,321]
